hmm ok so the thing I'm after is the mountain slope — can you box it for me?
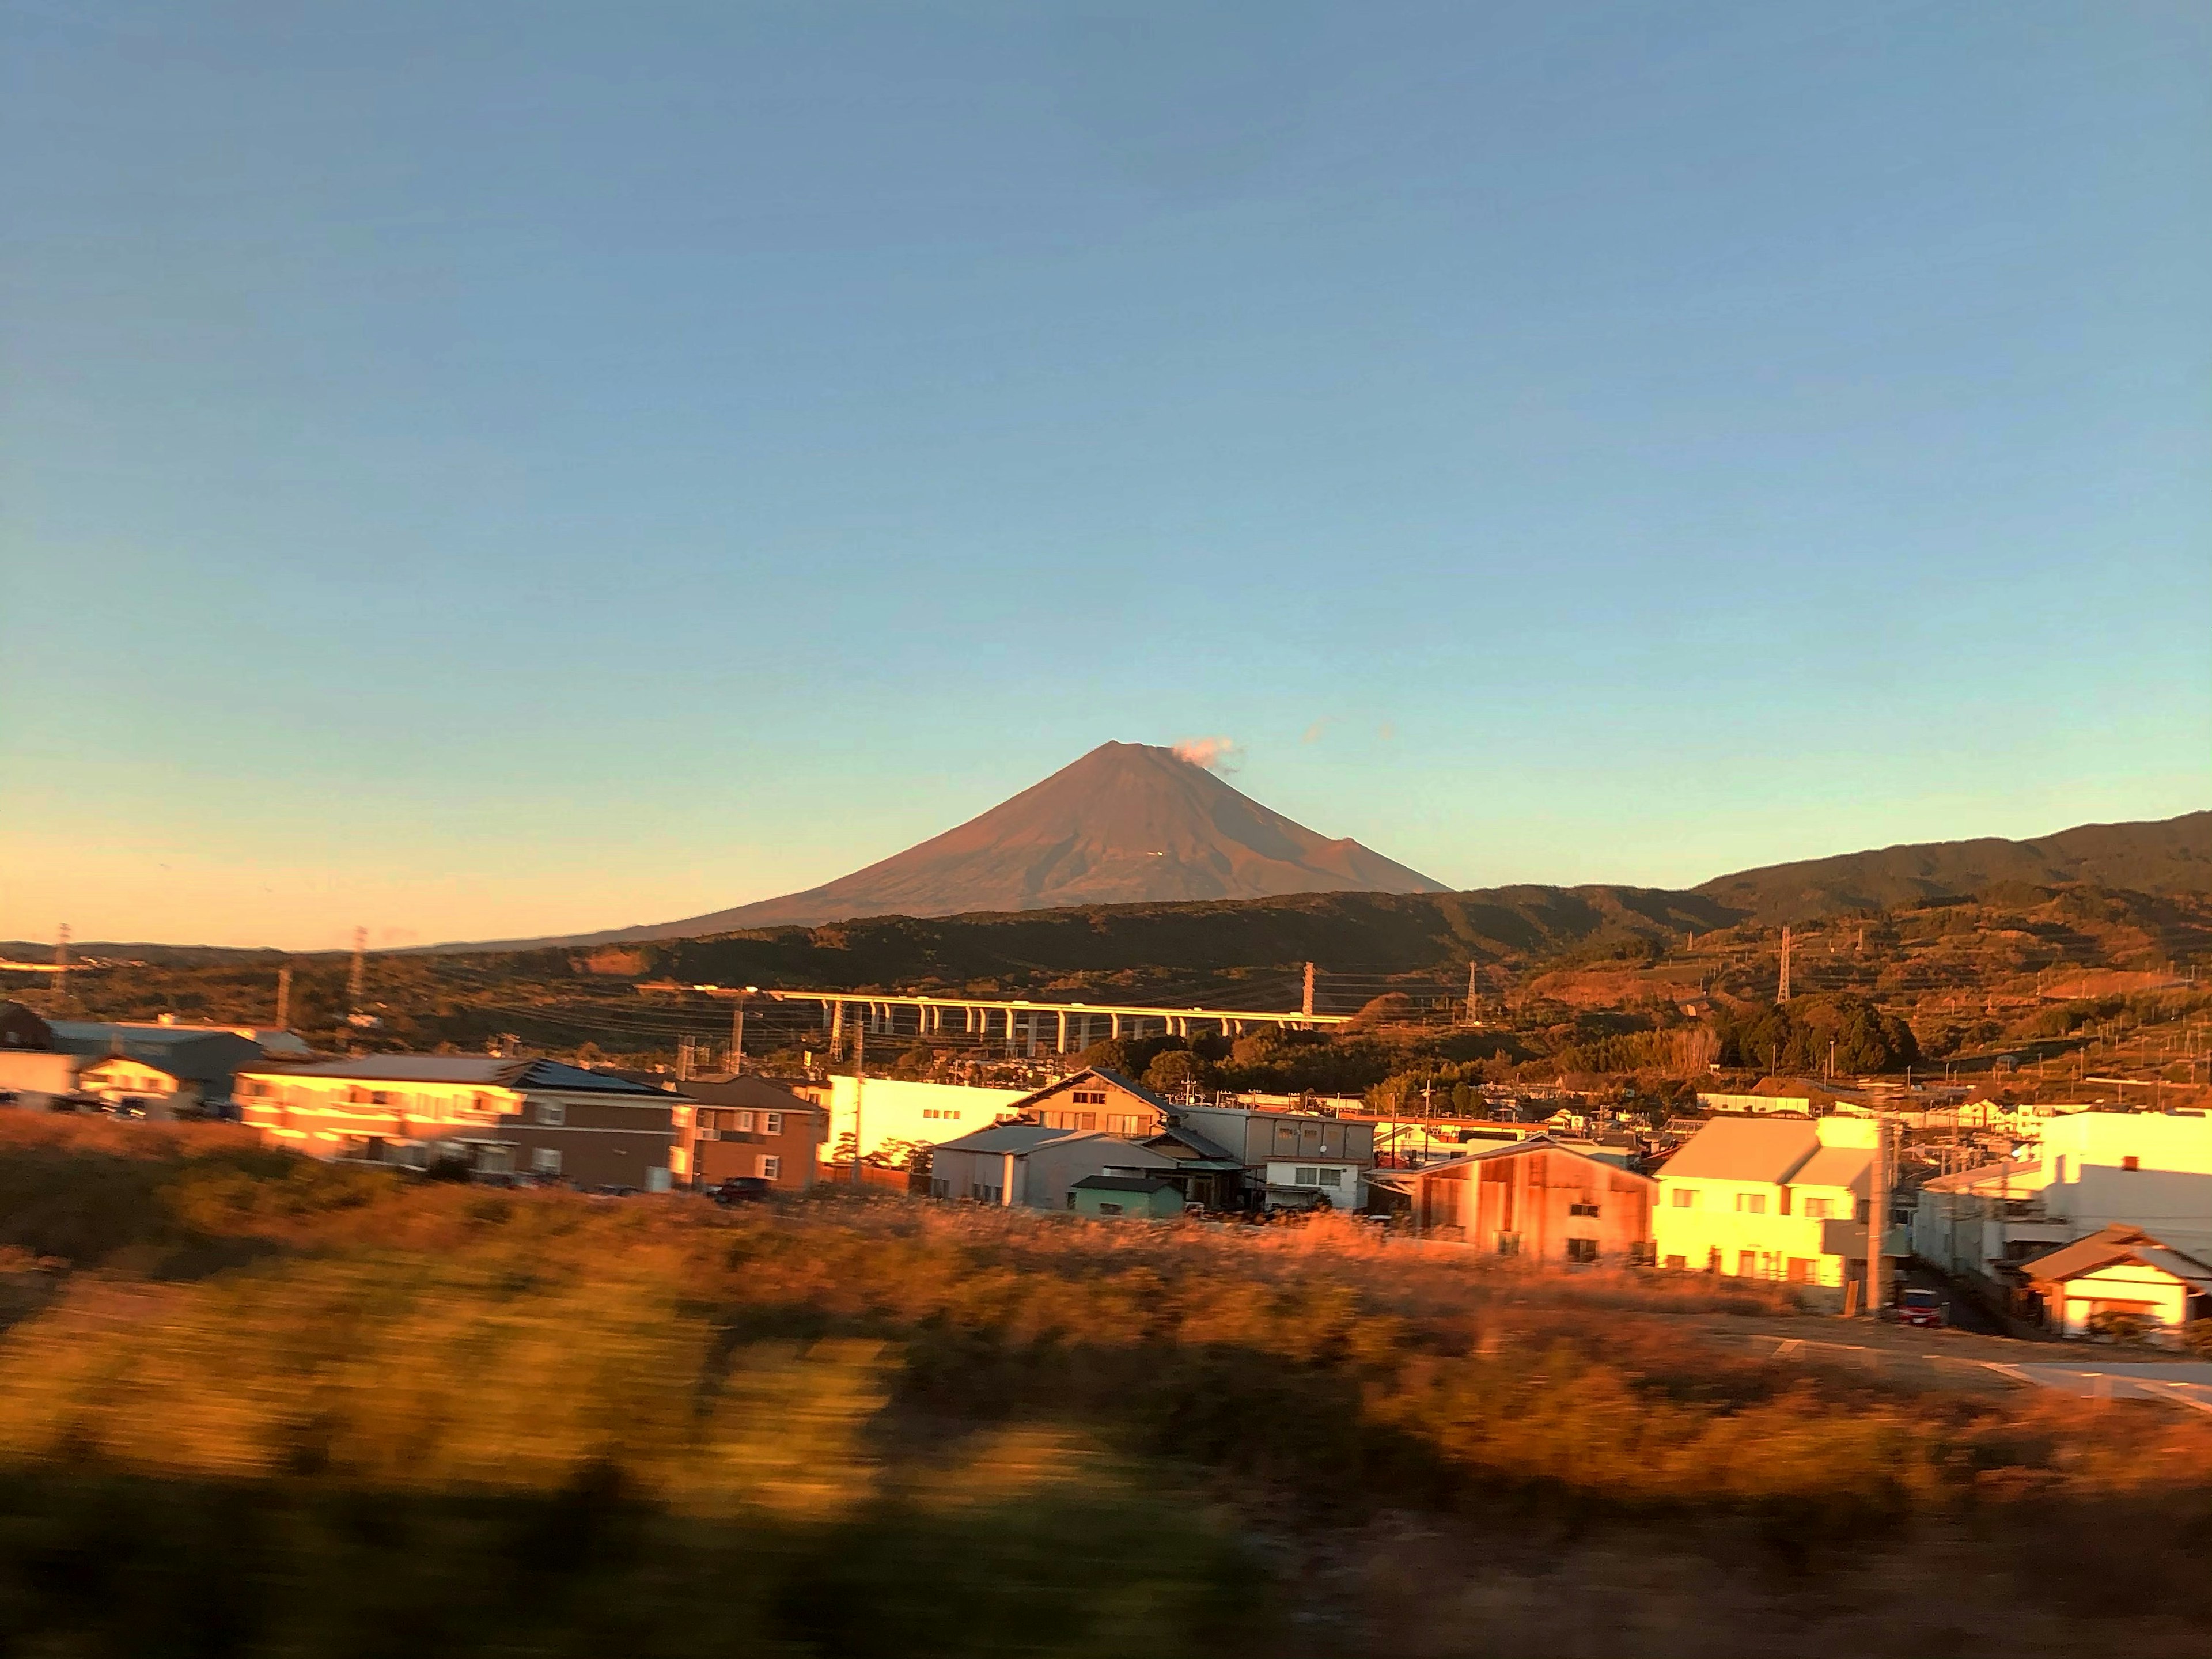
[1695,810,2212,925]
[477,743,1447,948]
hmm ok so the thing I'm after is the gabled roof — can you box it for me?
[1660,1117,1821,1185]
[240,1055,675,1095]
[1071,1175,1178,1195]
[932,1123,1080,1155]
[1386,1133,1658,1189]
[1009,1066,1179,1117]
[676,1074,814,1112]
[2018,1225,2212,1291]
[1787,1145,1873,1197]
[1145,1123,1243,1166]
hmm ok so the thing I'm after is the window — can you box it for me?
[1665,1255,1688,1270]
[1801,1197,1833,1220]
[758,1155,781,1181]
[1072,1089,1107,1106]
[536,1101,566,1127]
[1273,1124,1297,1154]
[1672,1188,1698,1209]
[1736,1251,1757,1277]
[1569,1201,1600,1218]
[735,1111,755,1133]
[1565,1238,1599,1263]
[1496,1232,1521,1256]
[1097,1202,1125,1217]
[530,1147,562,1176]
[1107,1114,1143,1136]
[764,1112,783,1135]
[1295,1166,1320,1185]
[1316,1168,1343,1188]
[1736,1192,1766,1215]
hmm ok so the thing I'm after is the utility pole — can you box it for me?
[1777,927,1792,1004]
[1868,1114,1889,1317]
[54,923,70,1009]
[730,1004,745,1075]
[275,966,293,1030]
[1301,962,1316,1024]
[347,926,367,1016]
[850,1023,866,1188]
[1465,961,1479,1026]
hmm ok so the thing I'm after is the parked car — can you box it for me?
[708,1177,774,1206]
[1895,1287,1947,1329]
[589,1184,642,1199]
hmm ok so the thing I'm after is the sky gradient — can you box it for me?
[5,1,2209,950]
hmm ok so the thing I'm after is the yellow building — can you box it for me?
[1655,1116,1890,1292]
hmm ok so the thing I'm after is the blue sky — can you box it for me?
[4,1,2207,949]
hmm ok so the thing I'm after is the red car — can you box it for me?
[1896,1287,1946,1328]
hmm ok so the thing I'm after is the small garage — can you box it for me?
[1070,1175,1183,1220]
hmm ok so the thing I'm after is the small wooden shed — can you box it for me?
[1070,1175,1184,1221]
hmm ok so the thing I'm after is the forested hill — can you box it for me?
[1695,810,2212,926]
[570,884,1740,1000]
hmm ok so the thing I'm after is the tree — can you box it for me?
[1143,1049,1212,1099]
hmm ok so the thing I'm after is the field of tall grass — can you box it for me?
[0,1112,2207,1657]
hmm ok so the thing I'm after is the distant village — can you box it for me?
[3,978,2206,1351]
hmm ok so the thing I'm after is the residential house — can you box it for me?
[1655,1115,1900,1296]
[1135,1122,1247,1211]
[673,1074,825,1191]
[824,1076,1032,1162]
[1070,1175,1183,1221]
[1172,1100,1378,1211]
[0,1016,298,1116]
[926,1122,1181,1210]
[1012,1067,1176,1137]
[237,1055,681,1189]
[2018,1224,2212,1340]
[1371,1135,1657,1265]
[0,1002,54,1052]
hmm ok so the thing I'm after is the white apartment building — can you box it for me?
[1914,1109,2212,1284]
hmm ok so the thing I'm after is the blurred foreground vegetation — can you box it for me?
[2,1116,2210,1657]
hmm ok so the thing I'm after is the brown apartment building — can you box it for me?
[236,1056,681,1190]
[674,1074,825,1191]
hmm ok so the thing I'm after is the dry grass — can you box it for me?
[0,1114,2208,1656]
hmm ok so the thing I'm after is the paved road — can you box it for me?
[1988,1361,2212,1412]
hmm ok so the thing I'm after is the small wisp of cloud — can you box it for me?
[1172,736,1242,773]
[1301,718,1335,745]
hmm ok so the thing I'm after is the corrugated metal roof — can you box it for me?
[1661,1118,1821,1184]
[1071,1175,1177,1194]
[931,1123,1079,1154]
